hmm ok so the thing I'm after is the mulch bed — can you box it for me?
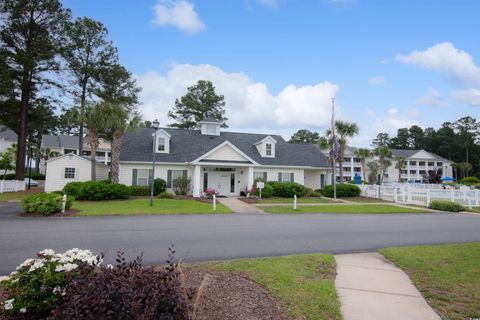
[185,268,289,320]
[238,197,258,204]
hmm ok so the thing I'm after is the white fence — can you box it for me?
[360,185,480,209]
[0,180,26,193]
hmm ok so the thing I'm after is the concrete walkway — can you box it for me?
[335,252,440,320]
[217,197,265,214]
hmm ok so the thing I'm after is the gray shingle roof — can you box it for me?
[390,149,450,162]
[0,126,17,141]
[120,128,330,168]
[42,134,110,151]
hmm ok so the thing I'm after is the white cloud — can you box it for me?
[416,88,448,107]
[135,64,339,133]
[372,108,418,136]
[152,0,205,34]
[396,42,480,88]
[368,76,386,86]
[451,89,480,107]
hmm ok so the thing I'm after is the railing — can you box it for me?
[0,180,26,193]
[360,184,480,209]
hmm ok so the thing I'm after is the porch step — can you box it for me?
[217,198,265,214]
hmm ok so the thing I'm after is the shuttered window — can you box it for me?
[278,172,294,182]
[253,172,267,181]
[167,169,188,188]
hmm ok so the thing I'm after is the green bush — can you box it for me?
[129,185,150,196]
[429,200,465,212]
[158,191,174,199]
[63,181,130,201]
[29,173,45,180]
[255,183,273,198]
[22,193,74,215]
[460,176,480,185]
[309,191,322,197]
[323,184,361,198]
[0,173,15,180]
[267,181,306,198]
[314,188,324,196]
[154,178,167,195]
[172,176,190,195]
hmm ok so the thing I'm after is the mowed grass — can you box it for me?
[199,254,342,320]
[259,197,337,204]
[0,187,43,202]
[381,243,480,320]
[262,204,430,214]
[340,196,391,203]
[73,198,233,216]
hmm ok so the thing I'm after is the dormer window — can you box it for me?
[153,129,171,154]
[254,136,277,158]
[199,118,221,136]
[266,143,272,156]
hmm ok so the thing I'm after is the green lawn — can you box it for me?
[258,197,337,204]
[0,188,43,202]
[262,204,430,214]
[340,196,391,203]
[468,207,480,213]
[381,243,480,320]
[199,254,342,320]
[73,198,233,216]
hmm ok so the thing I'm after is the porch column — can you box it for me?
[247,166,254,190]
[193,165,201,197]
[350,157,354,179]
[407,161,411,180]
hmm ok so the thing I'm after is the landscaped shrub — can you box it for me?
[314,188,324,196]
[430,200,465,212]
[323,184,361,198]
[29,173,45,180]
[0,248,102,319]
[0,173,16,180]
[267,181,306,198]
[204,188,219,198]
[50,251,190,320]
[22,193,74,215]
[460,176,480,186]
[158,191,174,199]
[63,181,130,201]
[128,185,151,196]
[173,176,191,195]
[154,178,167,195]
[254,183,273,198]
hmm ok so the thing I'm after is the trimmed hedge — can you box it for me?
[323,184,361,198]
[129,185,150,196]
[267,181,306,198]
[22,193,74,215]
[0,173,45,180]
[461,176,480,185]
[429,200,465,212]
[154,178,167,195]
[254,183,273,198]
[158,191,175,199]
[63,181,130,201]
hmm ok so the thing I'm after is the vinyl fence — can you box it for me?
[360,184,480,209]
[0,180,26,193]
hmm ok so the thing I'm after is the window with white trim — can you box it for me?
[157,137,165,152]
[279,172,294,182]
[137,169,149,186]
[266,143,272,156]
[64,167,75,179]
[254,172,267,181]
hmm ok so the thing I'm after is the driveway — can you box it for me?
[0,202,480,275]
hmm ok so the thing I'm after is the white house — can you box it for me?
[44,154,109,192]
[0,125,17,154]
[118,118,332,197]
[40,134,112,174]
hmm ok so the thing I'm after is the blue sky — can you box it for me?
[63,0,480,145]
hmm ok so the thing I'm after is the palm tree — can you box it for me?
[84,102,109,181]
[104,103,141,183]
[318,136,334,185]
[335,121,359,182]
[395,156,406,182]
[354,148,371,181]
[367,161,380,184]
[375,146,392,184]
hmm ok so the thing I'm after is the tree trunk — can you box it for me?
[110,131,122,184]
[89,132,98,181]
[361,160,366,181]
[339,161,344,182]
[15,72,31,181]
[78,77,88,156]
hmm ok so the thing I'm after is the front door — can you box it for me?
[207,171,235,196]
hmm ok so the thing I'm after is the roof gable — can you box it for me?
[194,141,258,165]
[410,150,435,159]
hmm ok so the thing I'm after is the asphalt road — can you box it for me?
[1,202,480,275]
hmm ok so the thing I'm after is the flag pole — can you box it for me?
[332,98,337,200]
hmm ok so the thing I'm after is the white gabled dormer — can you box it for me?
[254,136,277,158]
[199,117,221,136]
[153,129,171,153]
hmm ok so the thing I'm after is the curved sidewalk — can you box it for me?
[335,252,440,320]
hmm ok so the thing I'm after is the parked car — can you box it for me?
[24,178,39,187]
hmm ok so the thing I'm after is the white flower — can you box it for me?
[38,249,56,256]
[4,298,14,311]
[53,286,66,296]
[10,271,17,276]
[11,279,18,284]
[16,258,35,270]
[28,260,45,272]
[0,275,10,282]
[20,307,26,313]
[106,264,113,269]
[55,263,78,272]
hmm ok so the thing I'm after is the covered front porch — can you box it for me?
[191,163,255,198]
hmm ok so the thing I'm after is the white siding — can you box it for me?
[44,156,109,192]
[254,167,305,184]
[303,170,330,189]
[119,163,192,188]
[204,145,249,162]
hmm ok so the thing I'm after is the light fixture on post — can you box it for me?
[150,119,160,206]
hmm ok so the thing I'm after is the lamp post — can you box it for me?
[150,119,160,206]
